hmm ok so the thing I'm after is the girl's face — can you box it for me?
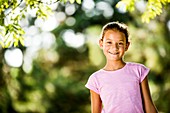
[99,30,129,62]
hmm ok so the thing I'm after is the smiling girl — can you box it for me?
[85,22,158,113]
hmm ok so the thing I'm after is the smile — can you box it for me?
[108,51,119,55]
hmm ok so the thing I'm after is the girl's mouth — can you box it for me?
[108,51,119,55]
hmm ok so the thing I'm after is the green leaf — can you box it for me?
[14,39,19,47]
[69,0,75,4]
[5,40,12,48]
[19,37,25,46]
[0,41,4,48]
[76,0,81,4]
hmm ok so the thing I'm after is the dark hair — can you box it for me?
[101,22,129,43]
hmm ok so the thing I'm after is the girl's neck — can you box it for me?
[103,60,126,71]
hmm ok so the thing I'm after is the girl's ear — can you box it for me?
[99,39,103,48]
[125,42,130,51]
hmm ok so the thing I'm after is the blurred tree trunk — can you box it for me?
[0,49,17,113]
[0,49,5,89]
[0,49,6,112]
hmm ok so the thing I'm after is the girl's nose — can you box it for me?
[111,43,119,50]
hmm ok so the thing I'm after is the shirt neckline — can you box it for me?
[100,62,129,73]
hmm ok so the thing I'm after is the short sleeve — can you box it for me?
[139,64,150,83]
[85,74,100,94]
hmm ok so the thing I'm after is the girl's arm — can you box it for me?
[141,76,158,113]
[90,90,102,113]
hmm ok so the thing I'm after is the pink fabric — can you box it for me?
[85,62,149,113]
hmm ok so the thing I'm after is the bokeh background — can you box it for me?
[0,0,170,113]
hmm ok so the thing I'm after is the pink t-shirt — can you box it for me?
[85,62,149,113]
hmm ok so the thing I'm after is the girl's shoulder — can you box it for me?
[126,62,148,68]
[88,69,107,80]
[126,62,150,82]
[126,62,150,75]
[90,69,103,76]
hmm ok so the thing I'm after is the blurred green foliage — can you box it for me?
[0,0,169,48]
[0,0,170,113]
[117,0,170,23]
[0,0,80,48]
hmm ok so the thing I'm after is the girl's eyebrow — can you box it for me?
[105,38,125,41]
[105,39,112,41]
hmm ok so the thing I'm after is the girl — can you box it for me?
[85,22,158,113]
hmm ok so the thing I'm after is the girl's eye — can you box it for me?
[118,42,123,45]
[107,42,112,44]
